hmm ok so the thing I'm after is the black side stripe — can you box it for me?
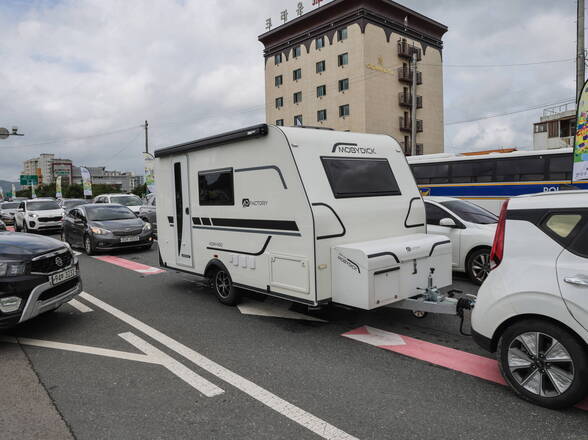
[192,217,202,225]
[167,216,174,224]
[429,240,451,256]
[331,142,358,153]
[201,218,212,226]
[374,267,400,276]
[405,197,425,228]
[368,252,400,263]
[211,218,299,231]
[207,236,272,256]
[235,165,288,190]
[312,203,346,239]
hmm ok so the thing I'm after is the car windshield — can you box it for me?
[1,202,19,209]
[111,195,142,206]
[86,205,136,221]
[64,200,91,209]
[27,201,60,211]
[440,200,498,224]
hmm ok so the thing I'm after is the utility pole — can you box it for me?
[577,0,585,100]
[410,51,418,156]
[144,120,149,154]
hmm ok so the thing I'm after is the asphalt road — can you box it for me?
[1,236,587,440]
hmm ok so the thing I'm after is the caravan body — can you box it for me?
[154,124,451,309]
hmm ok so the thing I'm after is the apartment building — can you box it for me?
[258,0,447,155]
[22,154,72,184]
[72,166,137,192]
[533,103,576,150]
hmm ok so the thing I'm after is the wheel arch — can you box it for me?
[490,313,588,353]
[204,258,230,279]
[464,244,491,269]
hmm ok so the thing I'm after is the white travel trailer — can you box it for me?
[154,124,453,311]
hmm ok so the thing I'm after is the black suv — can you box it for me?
[0,231,82,328]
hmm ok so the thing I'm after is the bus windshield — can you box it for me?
[440,200,498,224]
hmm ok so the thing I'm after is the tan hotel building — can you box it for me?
[258,0,447,155]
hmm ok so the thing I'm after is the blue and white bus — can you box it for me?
[407,148,588,214]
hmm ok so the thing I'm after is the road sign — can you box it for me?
[0,127,9,139]
[20,175,38,185]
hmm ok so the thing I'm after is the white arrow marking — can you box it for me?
[342,326,406,347]
[238,298,327,322]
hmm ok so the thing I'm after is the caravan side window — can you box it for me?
[198,168,234,206]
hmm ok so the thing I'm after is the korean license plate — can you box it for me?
[120,235,140,243]
[51,267,77,285]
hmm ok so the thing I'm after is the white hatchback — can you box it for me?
[93,194,142,214]
[472,190,588,409]
[424,197,497,284]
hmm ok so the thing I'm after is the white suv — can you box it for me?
[472,190,588,409]
[14,199,65,233]
[94,194,142,214]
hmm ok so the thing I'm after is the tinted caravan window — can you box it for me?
[321,157,401,198]
[198,168,234,205]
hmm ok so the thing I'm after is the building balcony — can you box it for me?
[399,117,423,133]
[397,41,422,61]
[398,93,422,108]
[400,142,424,156]
[397,68,422,84]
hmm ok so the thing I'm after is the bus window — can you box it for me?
[450,162,473,183]
[430,164,449,184]
[547,154,572,180]
[496,157,545,182]
[412,165,430,184]
[471,160,495,182]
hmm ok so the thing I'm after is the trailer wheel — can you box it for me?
[412,310,428,319]
[212,268,240,306]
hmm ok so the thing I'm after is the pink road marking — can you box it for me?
[343,326,588,410]
[6,226,15,232]
[93,255,165,275]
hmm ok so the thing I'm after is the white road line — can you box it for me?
[68,299,93,313]
[73,251,82,256]
[0,335,155,364]
[119,332,224,398]
[80,292,358,440]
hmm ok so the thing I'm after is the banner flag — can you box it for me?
[56,176,62,199]
[11,184,16,199]
[144,153,155,194]
[31,183,36,199]
[0,186,4,199]
[574,79,588,181]
[80,167,93,197]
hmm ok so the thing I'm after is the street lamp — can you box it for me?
[0,126,24,139]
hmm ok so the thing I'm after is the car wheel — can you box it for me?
[84,234,95,256]
[497,319,588,409]
[466,248,491,285]
[212,267,240,306]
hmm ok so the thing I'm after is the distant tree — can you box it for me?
[132,184,147,198]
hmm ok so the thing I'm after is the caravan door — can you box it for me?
[171,156,193,267]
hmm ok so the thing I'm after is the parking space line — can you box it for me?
[68,299,93,313]
[93,255,165,275]
[0,335,156,364]
[80,292,358,440]
[119,332,224,398]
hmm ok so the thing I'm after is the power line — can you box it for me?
[424,58,575,68]
[445,98,576,126]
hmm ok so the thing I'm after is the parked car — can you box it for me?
[58,198,92,212]
[0,231,81,328]
[93,194,142,214]
[424,197,498,284]
[138,193,156,235]
[14,199,65,233]
[0,201,20,225]
[0,219,6,231]
[472,191,588,409]
[63,203,153,255]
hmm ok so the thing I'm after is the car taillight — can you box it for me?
[490,200,509,268]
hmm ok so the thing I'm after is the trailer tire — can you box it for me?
[211,267,240,306]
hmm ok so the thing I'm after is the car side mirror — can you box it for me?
[439,217,457,228]
[17,208,23,212]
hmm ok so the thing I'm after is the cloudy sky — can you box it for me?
[0,0,580,181]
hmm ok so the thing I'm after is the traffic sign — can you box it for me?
[20,175,38,185]
[0,128,9,139]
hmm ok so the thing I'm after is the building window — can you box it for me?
[338,78,349,92]
[534,123,547,134]
[316,36,325,49]
[293,68,302,81]
[294,115,303,126]
[276,119,284,126]
[275,97,284,109]
[317,109,327,122]
[338,53,348,67]
[293,45,301,58]
[293,91,302,104]
[316,60,326,73]
[275,75,283,87]
[337,27,348,41]
[547,120,558,138]
[317,85,326,97]
[275,53,282,65]
[339,104,350,117]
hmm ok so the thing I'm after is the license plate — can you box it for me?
[120,235,140,243]
[51,267,77,285]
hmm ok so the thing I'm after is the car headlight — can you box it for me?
[28,213,37,218]
[142,222,151,231]
[0,261,27,277]
[90,226,110,235]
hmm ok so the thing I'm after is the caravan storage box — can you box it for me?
[331,234,452,310]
